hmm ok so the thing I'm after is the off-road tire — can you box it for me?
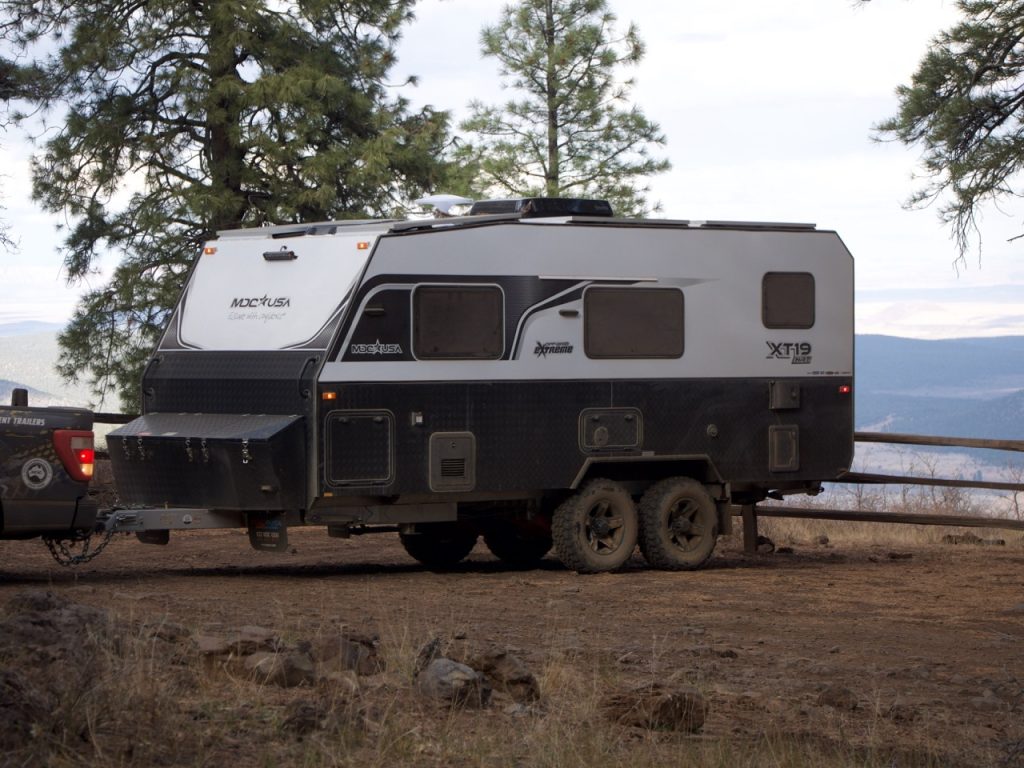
[399,523,478,569]
[638,477,719,570]
[552,479,638,573]
[483,519,553,566]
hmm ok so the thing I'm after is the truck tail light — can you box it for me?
[53,430,95,482]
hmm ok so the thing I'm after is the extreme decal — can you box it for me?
[534,341,574,357]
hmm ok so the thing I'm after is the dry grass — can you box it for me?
[0,604,958,768]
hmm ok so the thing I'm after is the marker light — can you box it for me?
[357,241,370,250]
[203,246,217,255]
[322,391,338,401]
[838,385,852,395]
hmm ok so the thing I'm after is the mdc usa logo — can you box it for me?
[229,296,291,309]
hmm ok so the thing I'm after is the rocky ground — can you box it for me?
[0,525,1022,767]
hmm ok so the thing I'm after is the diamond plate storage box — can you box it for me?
[109,413,305,510]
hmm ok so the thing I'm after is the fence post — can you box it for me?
[742,505,758,555]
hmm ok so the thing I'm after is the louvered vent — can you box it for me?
[429,432,476,492]
[441,458,466,478]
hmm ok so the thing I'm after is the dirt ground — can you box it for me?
[1,524,1023,767]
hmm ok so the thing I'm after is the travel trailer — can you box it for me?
[108,199,854,572]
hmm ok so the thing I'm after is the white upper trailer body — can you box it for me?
[109,202,854,572]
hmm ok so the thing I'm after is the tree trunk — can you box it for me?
[544,0,559,197]
[206,6,248,232]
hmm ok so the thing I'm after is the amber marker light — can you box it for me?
[322,391,338,401]
[357,241,370,250]
[203,246,217,255]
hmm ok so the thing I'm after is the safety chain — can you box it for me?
[43,526,117,567]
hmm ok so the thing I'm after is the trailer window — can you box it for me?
[584,287,684,359]
[413,285,504,359]
[763,272,815,329]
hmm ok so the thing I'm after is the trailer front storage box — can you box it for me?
[109,413,304,510]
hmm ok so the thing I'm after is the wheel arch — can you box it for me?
[570,455,725,491]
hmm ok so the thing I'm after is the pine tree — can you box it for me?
[0,1,451,408]
[458,0,669,217]
[877,0,1024,264]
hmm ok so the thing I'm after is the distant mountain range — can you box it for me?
[0,321,64,337]
[1,325,1022,443]
[855,335,1024,440]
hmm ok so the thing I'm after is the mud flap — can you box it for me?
[247,513,289,552]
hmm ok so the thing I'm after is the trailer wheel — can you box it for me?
[638,478,719,570]
[552,479,638,573]
[399,523,478,569]
[483,519,553,566]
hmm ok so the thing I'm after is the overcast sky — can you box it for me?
[2,0,1022,338]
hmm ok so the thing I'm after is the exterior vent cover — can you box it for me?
[429,432,476,492]
[769,425,800,472]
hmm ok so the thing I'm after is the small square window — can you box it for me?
[763,272,815,329]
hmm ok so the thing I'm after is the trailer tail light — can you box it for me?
[838,384,852,395]
[53,430,95,482]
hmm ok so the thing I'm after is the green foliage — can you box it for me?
[0,0,453,409]
[878,0,1024,264]
[458,0,669,217]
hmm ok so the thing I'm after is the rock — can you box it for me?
[602,683,707,732]
[776,546,794,555]
[315,632,384,676]
[756,535,775,554]
[969,695,1004,712]
[816,535,830,546]
[715,648,738,659]
[887,552,913,560]
[867,555,880,563]
[1005,604,1024,615]
[195,635,234,655]
[196,626,279,656]
[828,646,840,654]
[464,649,540,702]
[816,684,857,711]
[243,651,316,688]
[143,620,191,643]
[0,590,112,665]
[416,658,491,708]
[981,538,1006,546]
[0,669,54,751]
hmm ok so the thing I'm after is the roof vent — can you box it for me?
[468,197,614,218]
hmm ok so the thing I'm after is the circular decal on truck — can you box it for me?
[21,458,53,491]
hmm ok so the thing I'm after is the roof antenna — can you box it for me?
[414,194,474,218]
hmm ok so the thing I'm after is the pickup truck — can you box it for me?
[0,388,97,540]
